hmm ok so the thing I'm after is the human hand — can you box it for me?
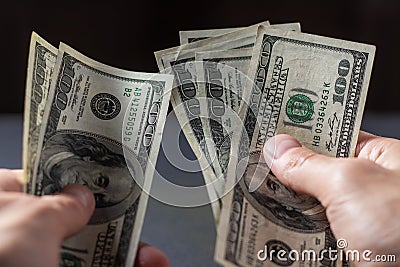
[264,131,400,266]
[0,169,169,267]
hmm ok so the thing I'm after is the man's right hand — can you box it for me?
[264,131,400,266]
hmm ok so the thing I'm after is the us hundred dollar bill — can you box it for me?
[194,48,253,222]
[155,21,271,71]
[178,26,265,45]
[23,32,57,193]
[179,22,301,44]
[192,24,302,222]
[180,26,244,44]
[155,22,271,221]
[215,26,375,267]
[31,43,173,267]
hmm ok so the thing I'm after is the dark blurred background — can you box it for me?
[2,0,400,113]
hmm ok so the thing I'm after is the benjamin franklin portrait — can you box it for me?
[39,132,141,224]
[242,151,329,232]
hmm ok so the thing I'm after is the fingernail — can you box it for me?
[61,184,94,209]
[264,135,301,166]
[136,243,170,267]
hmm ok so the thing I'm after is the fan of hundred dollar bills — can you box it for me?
[23,20,375,266]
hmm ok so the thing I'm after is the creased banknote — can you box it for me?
[155,21,271,70]
[183,23,302,222]
[31,43,173,267]
[179,26,261,45]
[23,32,57,193]
[215,25,375,267]
[194,48,253,222]
[155,22,271,221]
[179,22,301,44]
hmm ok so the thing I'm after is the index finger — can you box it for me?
[355,130,378,157]
[355,130,400,170]
[135,242,170,267]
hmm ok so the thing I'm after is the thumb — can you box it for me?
[263,134,342,202]
[40,184,95,240]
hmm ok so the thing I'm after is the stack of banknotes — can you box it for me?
[155,20,375,267]
[22,19,375,267]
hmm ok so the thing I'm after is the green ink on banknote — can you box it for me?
[285,94,314,123]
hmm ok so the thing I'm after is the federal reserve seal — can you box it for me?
[285,94,314,123]
[91,93,121,120]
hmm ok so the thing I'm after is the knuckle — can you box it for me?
[278,149,320,189]
[335,160,357,177]
[359,136,400,162]
[366,140,387,161]
[333,160,368,188]
[282,148,318,174]
[37,196,83,219]
[333,161,353,181]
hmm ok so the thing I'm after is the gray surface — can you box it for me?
[0,112,399,267]
[0,114,23,168]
